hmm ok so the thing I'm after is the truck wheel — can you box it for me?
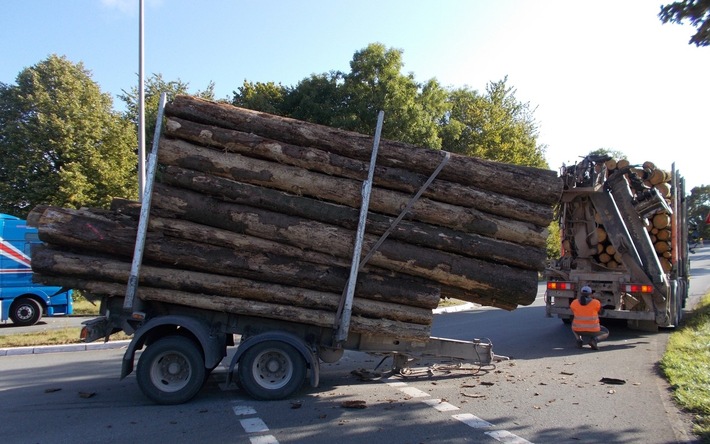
[10,298,43,326]
[136,336,206,405]
[238,340,306,400]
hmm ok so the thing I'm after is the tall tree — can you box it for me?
[0,55,137,218]
[120,73,215,153]
[337,43,448,149]
[687,185,710,241]
[232,80,286,115]
[282,71,345,126]
[659,0,710,47]
[441,78,548,168]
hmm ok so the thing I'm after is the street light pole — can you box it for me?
[138,0,146,201]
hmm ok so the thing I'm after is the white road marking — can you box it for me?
[486,430,533,443]
[420,398,460,412]
[240,417,269,433]
[452,413,494,428]
[233,405,257,416]
[233,403,280,444]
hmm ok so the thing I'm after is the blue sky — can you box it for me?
[2,0,709,190]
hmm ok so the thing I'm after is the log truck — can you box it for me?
[545,154,690,330]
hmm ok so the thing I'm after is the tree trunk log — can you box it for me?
[148,186,539,304]
[165,117,554,227]
[158,138,548,248]
[32,247,434,324]
[164,95,562,205]
[33,275,429,340]
[34,205,537,308]
[155,167,546,271]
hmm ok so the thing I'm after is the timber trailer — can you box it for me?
[79,100,501,405]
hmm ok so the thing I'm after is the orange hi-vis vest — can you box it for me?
[570,298,601,332]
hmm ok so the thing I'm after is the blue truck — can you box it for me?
[1,213,73,326]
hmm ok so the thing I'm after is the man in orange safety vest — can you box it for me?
[570,286,609,350]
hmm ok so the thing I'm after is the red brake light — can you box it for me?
[624,284,653,293]
[547,281,574,291]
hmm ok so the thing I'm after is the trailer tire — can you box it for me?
[238,340,306,400]
[10,297,42,326]
[136,336,206,405]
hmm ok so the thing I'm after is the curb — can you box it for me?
[0,340,130,357]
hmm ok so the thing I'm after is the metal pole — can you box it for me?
[123,93,167,315]
[138,0,146,201]
[335,111,384,342]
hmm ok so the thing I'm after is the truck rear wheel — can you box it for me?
[136,336,206,405]
[237,340,306,400]
[10,298,42,326]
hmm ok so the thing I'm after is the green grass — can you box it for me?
[661,294,710,441]
[0,327,130,348]
[72,295,101,315]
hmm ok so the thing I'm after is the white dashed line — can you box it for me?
[452,413,494,428]
[384,378,533,442]
[485,430,534,443]
[420,398,460,412]
[233,404,279,444]
[240,417,269,433]
[249,435,280,444]
[233,405,257,416]
[398,386,430,398]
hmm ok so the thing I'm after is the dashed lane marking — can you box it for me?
[233,403,279,444]
[385,376,533,443]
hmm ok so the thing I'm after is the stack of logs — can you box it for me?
[594,159,675,272]
[31,95,561,341]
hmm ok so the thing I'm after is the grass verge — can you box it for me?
[661,293,710,442]
[0,327,130,348]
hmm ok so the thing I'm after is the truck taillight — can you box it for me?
[547,281,574,291]
[624,284,654,293]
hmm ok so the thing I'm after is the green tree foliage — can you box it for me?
[0,55,137,218]
[227,43,545,170]
[687,185,710,242]
[659,0,710,47]
[120,73,216,152]
[282,72,345,126]
[441,79,548,168]
[232,80,286,115]
[336,43,447,149]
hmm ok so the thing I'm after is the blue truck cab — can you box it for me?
[0,213,73,326]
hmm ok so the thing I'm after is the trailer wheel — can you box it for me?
[136,336,206,405]
[10,298,43,326]
[238,340,306,400]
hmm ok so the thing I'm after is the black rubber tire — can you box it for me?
[136,336,206,405]
[237,340,306,400]
[9,298,43,326]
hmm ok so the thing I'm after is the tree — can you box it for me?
[232,80,286,115]
[282,71,345,126]
[0,55,137,218]
[687,185,710,242]
[659,0,710,47]
[120,73,216,153]
[337,43,448,149]
[441,78,548,168]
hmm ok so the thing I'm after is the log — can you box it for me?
[35,206,537,308]
[165,117,554,227]
[147,187,539,303]
[33,207,444,307]
[156,167,546,270]
[164,95,562,205]
[158,138,548,248]
[33,276,429,340]
[31,247,433,324]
